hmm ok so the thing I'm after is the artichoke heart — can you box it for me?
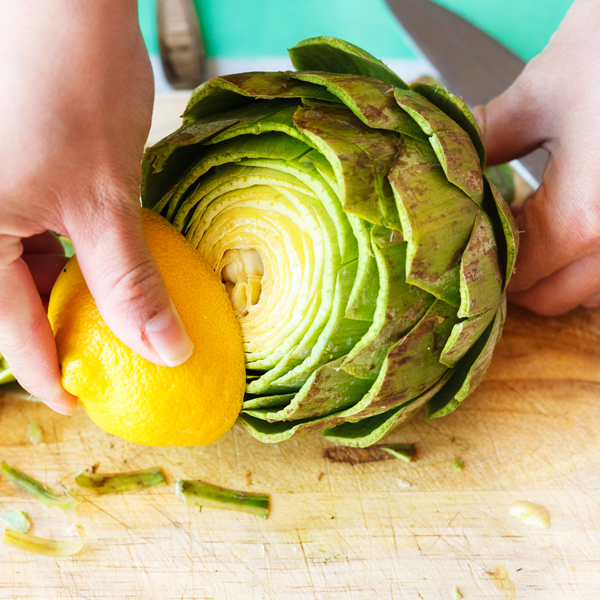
[142,36,518,448]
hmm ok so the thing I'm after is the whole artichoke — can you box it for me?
[142,37,518,448]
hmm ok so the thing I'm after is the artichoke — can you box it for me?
[0,352,15,385]
[142,37,518,447]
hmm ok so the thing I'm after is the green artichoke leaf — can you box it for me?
[484,176,519,288]
[458,209,503,318]
[389,136,478,306]
[484,163,516,205]
[342,226,434,380]
[243,393,296,410]
[395,89,484,205]
[242,298,457,436]
[293,103,402,229]
[236,156,358,264]
[243,356,373,422]
[288,36,409,90]
[439,306,496,368]
[410,81,486,167]
[0,352,15,385]
[289,71,425,140]
[204,102,312,147]
[344,214,379,322]
[322,368,454,447]
[183,72,340,123]
[426,302,504,419]
[261,259,371,392]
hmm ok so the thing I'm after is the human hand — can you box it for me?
[473,0,600,315]
[0,2,193,415]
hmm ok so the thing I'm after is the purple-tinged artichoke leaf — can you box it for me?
[294,103,402,230]
[341,227,434,380]
[389,136,478,306]
[395,89,484,205]
[440,306,496,368]
[183,72,340,123]
[427,304,503,419]
[411,81,486,167]
[288,36,409,89]
[458,209,503,318]
[290,71,426,140]
[322,368,453,447]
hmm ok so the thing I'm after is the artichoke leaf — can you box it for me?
[288,36,409,90]
[243,393,296,411]
[183,71,340,123]
[427,303,504,419]
[293,103,402,229]
[344,214,379,322]
[485,176,519,288]
[395,89,484,205]
[290,71,425,140]
[484,164,516,205]
[458,209,503,318]
[322,368,454,447]
[389,136,478,306]
[410,81,486,167]
[342,227,434,380]
[440,306,496,368]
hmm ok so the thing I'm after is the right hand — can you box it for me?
[473,0,600,316]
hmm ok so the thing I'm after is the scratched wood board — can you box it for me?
[2,95,600,599]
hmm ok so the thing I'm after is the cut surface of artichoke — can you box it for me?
[142,36,517,447]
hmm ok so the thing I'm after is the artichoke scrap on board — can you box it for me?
[142,37,518,448]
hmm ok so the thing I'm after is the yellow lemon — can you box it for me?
[48,209,245,446]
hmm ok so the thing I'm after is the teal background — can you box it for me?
[139,0,575,62]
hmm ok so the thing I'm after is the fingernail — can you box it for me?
[145,299,194,367]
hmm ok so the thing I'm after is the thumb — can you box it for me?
[472,62,551,167]
[70,204,194,367]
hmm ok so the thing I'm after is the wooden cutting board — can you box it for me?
[2,95,600,599]
[2,298,599,600]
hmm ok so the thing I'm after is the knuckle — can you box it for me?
[0,235,23,266]
[101,258,165,318]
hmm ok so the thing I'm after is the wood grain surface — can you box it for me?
[2,96,600,599]
[2,305,600,599]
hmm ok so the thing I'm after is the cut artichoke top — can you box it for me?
[142,36,518,448]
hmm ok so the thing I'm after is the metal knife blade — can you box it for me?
[385,0,546,184]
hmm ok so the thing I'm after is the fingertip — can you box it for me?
[43,385,78,416]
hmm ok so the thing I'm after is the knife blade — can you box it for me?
[385,0,546,184]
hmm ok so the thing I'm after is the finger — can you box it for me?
[507,145,600,293]
[472,60,552,167]
[21,231,65,255]
[508,251,600,316]
[70,203,193,367]
[0,236,77,415]
[22,253,69,297]
[583,293,600,310]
